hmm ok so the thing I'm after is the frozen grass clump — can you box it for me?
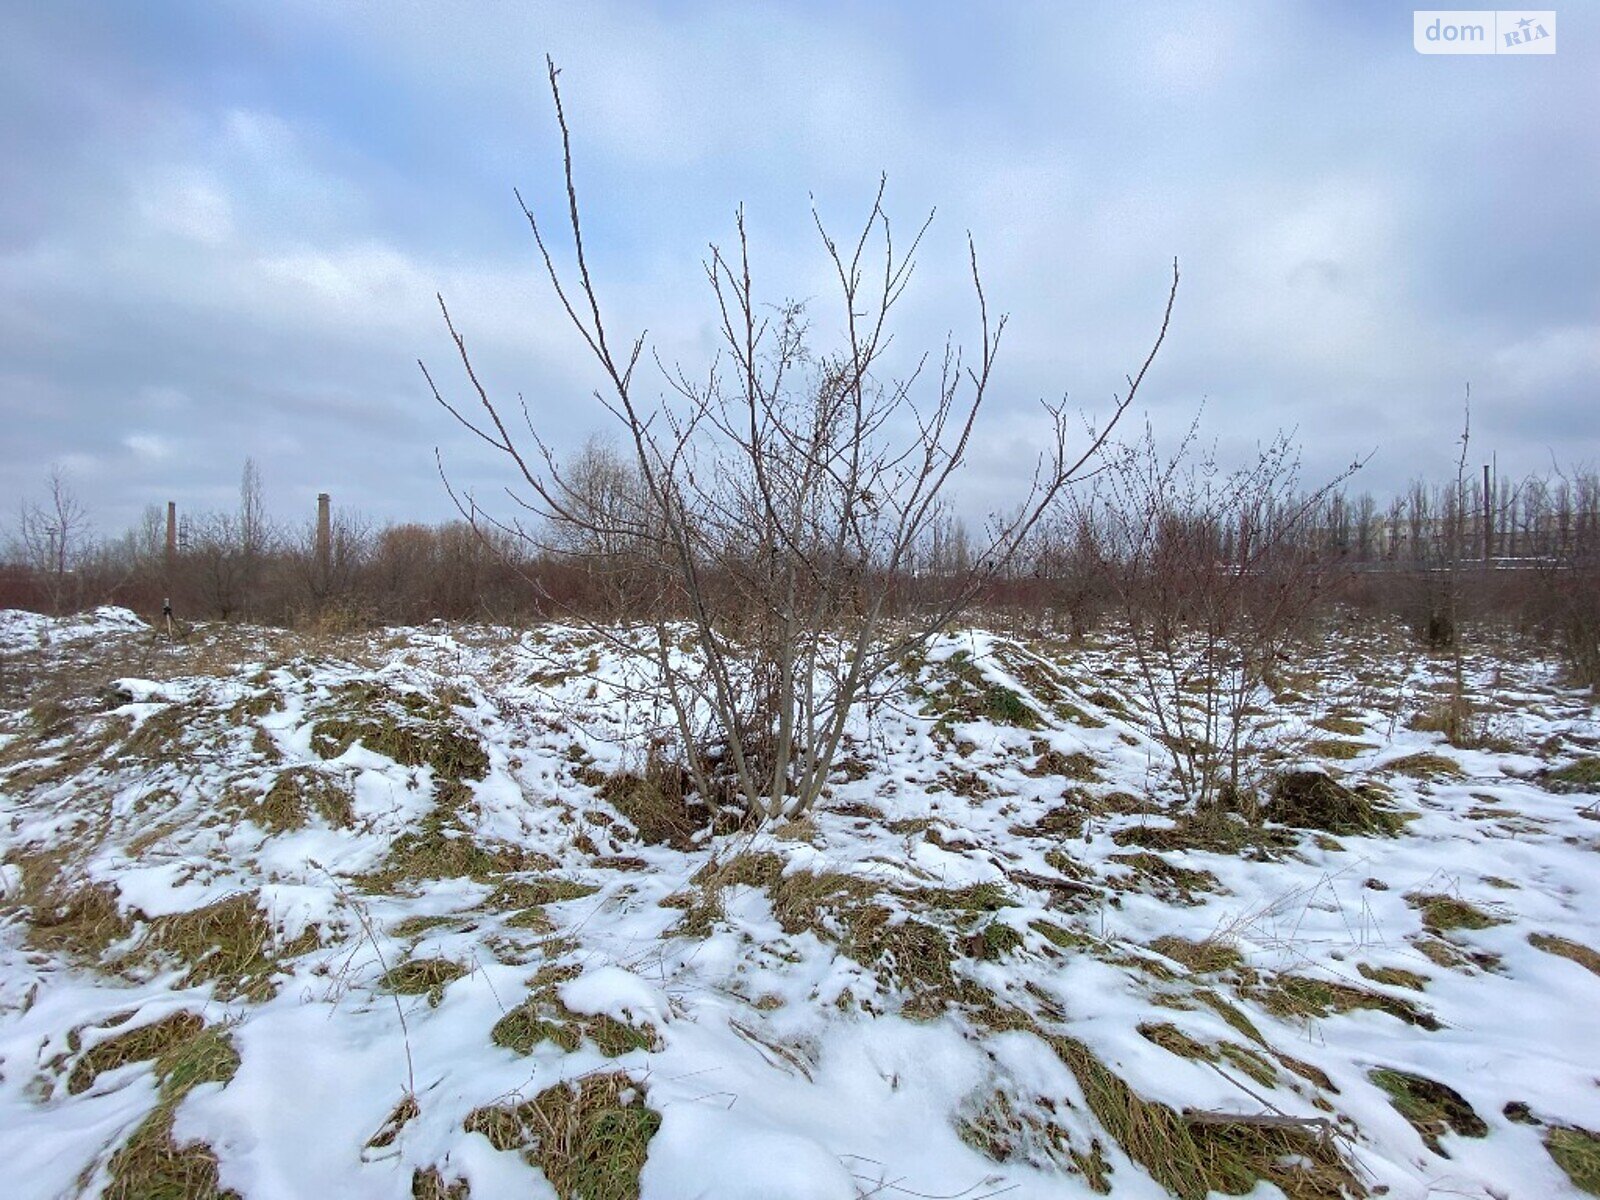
[132,892,320,1002]
[255,766,353,831]
[1268,770,1405,836]
[1383,752,1464,780]
[68,1010,206,1095]
[1050,1033,1359,1199]
[1406,892,1506,933]
[1546,1126,1600,1195]
[1369,1067,1486,1155]
[1254,973,1440,1029]
[380,956,468,1007]
[1529,932,1600,976]
[1545,756,1600,792]
[311,680,488,781]
[101,1020,241,1199]
[1148,935,1243,975]
[464,1072,658,1200]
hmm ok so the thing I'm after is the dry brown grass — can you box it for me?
[132,892,320,1002]
[12,851,134,962]
[310,681,488,780]
[1050,1033,1360,1200]
[255,767,354,831]
[411,1166,471,1199]
[463,1072,659,1200]
[68,1010,207,1095]
[1369,1067,1487,1155]
[1529,932,1600,977]
[380,956,468,1006]
[101,1020,242,1199]
[1149,935,1244,975]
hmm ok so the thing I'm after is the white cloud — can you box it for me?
[123,433,174,461]
[135,170,235,245]
[1492,325,1600,394]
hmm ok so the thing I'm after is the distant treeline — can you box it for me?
[4,455,1597,686]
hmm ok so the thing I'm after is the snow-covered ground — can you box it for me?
[2,607,1598,1199]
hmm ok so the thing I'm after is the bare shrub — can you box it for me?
[423,58,1177,821]
[1086,419,1360,814]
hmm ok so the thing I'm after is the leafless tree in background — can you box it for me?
[12,467,91,615]
[423,57,1178,821]
[239,458,270,621]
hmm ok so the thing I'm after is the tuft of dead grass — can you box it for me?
[10,850,134,962]
[1356,963,1429,990]
[102,1020,242,1199]
[131,892,319,1002]
[1268,771,1405,836]
[1382,752,1465,780]
[1149,935,1243,975]
[1545,756,1600,793]
[1254,974,1440,1030]
[68,1011,206,1095]
[1546,1126,1600,1195]
[1050,1033,1361,1200]
[488,876,599,908]
[255,767,353,832]
[587,750,740,849]
[412,1166,471,1199]
[359,780,554,891]
[1304,739,1376,761]
[1369,1067,1486,1155]
[955,1086,1105,1183]
[463,1071,659,1200]
[1529,932,1600,977]
[1106,853,1222,904]
[310,681,488,780]
[1406,892,1505,934]
[365,1094,421,1150]
[381,956,468,1007]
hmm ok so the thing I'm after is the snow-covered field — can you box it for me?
[2,606,1598,1199]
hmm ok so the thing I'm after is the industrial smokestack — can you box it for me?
[315,493,332,575]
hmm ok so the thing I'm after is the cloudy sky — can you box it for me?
[2,1,1595,538]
